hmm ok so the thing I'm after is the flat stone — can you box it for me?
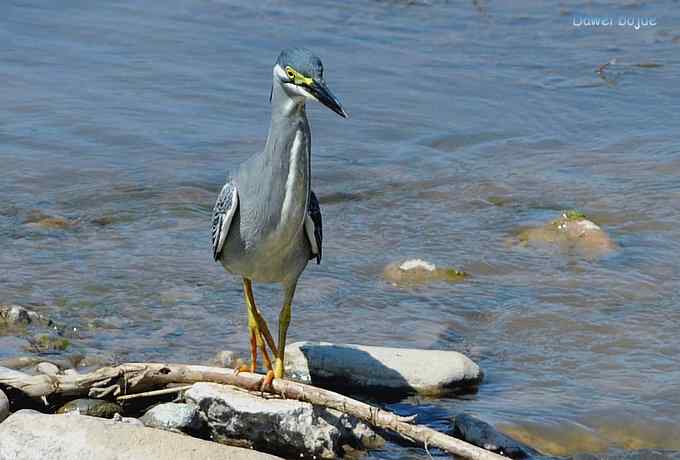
[452,414,543,459]
[35,362,60,376]
[285,341,482,395]
[141,403,203,433]
[186,382,382,459]
[0,389,8,423]
[0,410,282,460]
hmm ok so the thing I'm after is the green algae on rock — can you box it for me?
[25,335,70,353]
[57,399,123,419]
[383,259,468,286]
[515,210,617,257]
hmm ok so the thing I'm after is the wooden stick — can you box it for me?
[0,362,505,460]
[116,385,193,401]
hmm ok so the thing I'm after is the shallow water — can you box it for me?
[1,0,680,457]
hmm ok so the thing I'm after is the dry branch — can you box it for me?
[0,362,505,460]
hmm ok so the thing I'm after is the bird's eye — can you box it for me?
[285,67,296,79]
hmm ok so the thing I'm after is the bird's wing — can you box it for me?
[211,181,239,261]
[304,190,323,264]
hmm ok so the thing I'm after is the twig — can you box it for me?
[117,385,193,401]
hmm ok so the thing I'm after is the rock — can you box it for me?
[35,362,60,376]
[140,403,203,434]
[0,356,43,370]
[285,341,482,395]
[383,259,468,286]
[0,410,282,460]
[0,305,42,326]
[516,210,616,257]
[25,334,70,353]
[186,382,382,459]
[63,369,79,376]
[57,399,122,419]
[111,413,144,426]
[571,450,680,460]
[0,389,8,423]
[23,210,75,230]
[0,366,31,381]
[452,414,542,459]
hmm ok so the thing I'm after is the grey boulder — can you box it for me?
[452,413,543,459]
[285,341,482,395]
[141,402,203,434]
[0,389,8,423]
[186,382,383,459]
[0,410,282,460]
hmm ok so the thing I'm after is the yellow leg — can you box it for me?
[243,279,278,359]
[274,283,297,379]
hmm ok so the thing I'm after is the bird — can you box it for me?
[211,48,347,383]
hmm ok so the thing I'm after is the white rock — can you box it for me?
[35,362,60,376]
[186,382,382,459]
[0,410,281,460]
[0,389,8,423]
[399,259,436,271]
[141,403,202,433]
[285,342,482,395]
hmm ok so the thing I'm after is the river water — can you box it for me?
[1,0,679,457]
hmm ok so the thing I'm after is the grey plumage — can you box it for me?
[210,48,346,379]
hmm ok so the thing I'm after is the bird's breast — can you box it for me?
[249,127,309,255]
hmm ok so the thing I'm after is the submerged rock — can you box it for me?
[515,211,616,257]
[25,334,70,353]
[452,414,543,459]
[285,342,482,395]
[186,382,383,459]
[141,403,203,434]
[0,366,31,381]
[572,450,680,460]
[0,389,8,423]
[0,410,282,460]
[23,210,76,230]
[0,305,43,327]
[57,399,122,419]
[383,259,468,286]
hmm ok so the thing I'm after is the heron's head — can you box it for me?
[273,48,348,118]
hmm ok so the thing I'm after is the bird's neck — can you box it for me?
[265,81,311,166]
[268,81,308,127]
[261,81,311,237]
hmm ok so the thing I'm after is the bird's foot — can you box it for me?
[260,370,275,395]
[233,362,256,376]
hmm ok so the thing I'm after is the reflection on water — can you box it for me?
[2,0,680,457]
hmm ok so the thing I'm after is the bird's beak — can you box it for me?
[308,80,348,118]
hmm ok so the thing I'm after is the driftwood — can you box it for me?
[0,362,506,460]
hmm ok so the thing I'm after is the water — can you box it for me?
[1,0,679,457]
